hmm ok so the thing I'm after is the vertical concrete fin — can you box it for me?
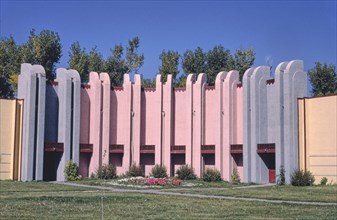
[274,61,288,179]
[55,68,71,181]
[162,74,172,175]
[68,69,81,166]
[18,63,34,181]
[87,72,101,175]
[283,60,307,182]
[193,73,207,177]
[132,74,142,165]
[31,65,46,181]
[223,70,239,180]
[121,73,132,171]
[215,71,227,176]
[242,67,255,183]
[185,73,196,167]
[250,66,270,183]
[100,72,111,165]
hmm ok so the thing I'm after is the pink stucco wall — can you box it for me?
[110,84,131,175]
[140,90,161,146]
[204,88,217,145]
[173,89,186,145]
[80,88,90,144]
[78,72,245,179]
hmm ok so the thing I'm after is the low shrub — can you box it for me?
[64,160,81,181]
[126,163,144,177]
[290,170,315,186]
[150,164,168,178]
[203,168,222,182]
[176,164,197,180]
[277,165,286,185]
[320,177,328,185]
[95,164,117,180]
[230,168,241,184]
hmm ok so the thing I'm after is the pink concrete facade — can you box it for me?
[79,71,243,180]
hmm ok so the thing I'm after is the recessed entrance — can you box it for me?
[43,143,63,181]
[257,143,276,183]
[171,145,186,177]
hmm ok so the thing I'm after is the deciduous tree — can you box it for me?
[205,45,232,85]
[0,36,20,97]
[233,48,255,81]
[68,42,89,82]
[308,62,337,96]
[126,37,144,74]
[21,29,62,80]
[105,44,128,86]
[159,50,180,83]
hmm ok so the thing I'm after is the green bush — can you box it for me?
[230,168,241,184]
[176,164,197,180]
[150,164,168,178]
[320,177,328,185]
[290,170,315,186]
[95,164,117,180]
[203,168,222,182]
[64,160,81,181]
[126,163,144,177]
[277,165,286,185]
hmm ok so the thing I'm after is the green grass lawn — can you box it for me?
[1,181,337,219]
[163,184,337,203]
[79,178,337,203]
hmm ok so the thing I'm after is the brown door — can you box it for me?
[269,169,276,183]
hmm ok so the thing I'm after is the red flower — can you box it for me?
[172,179,182,185]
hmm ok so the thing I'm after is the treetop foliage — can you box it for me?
[3,28,334,98]
[1,29,61,97]
[68,37,144,86]
[308,62,337,96]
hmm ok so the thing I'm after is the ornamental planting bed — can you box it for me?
[86,177,203,189]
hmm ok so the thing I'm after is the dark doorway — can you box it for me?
[43,152,63,181]
[79,152,92,178]
[110,153,124,168]
[140,153,155,175]
[259,153,276,183]
[171,154,185,177]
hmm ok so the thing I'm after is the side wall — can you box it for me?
[299,95,337,183]
[0,99,23,180]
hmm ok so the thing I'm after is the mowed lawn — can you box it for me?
[1,181,337,219]
[162,182,337,203]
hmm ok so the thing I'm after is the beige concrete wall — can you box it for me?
[0,99,23,180]
[299,95,337,183]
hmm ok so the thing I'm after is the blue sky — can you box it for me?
[1,0,336,81]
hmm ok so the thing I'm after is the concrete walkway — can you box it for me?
[233,183,275,189]
[51,182,337,206]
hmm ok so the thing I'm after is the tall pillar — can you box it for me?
[193,73,207,177]
[274,62,288,180]
[154,75,163,165]
[56,68,72,181]
[132,74,142,165]
[123,74,132,172]
[163,75,172,175]
[100,72,111,165]
[242,67,255,183]
[18,64,46,181]
[185,74,196,167]
[214,72,227,176]
[283,60,307,182]
[222,70,239,180]
[88,72,101,175]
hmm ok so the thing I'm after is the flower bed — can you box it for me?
[111,176,183,187]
